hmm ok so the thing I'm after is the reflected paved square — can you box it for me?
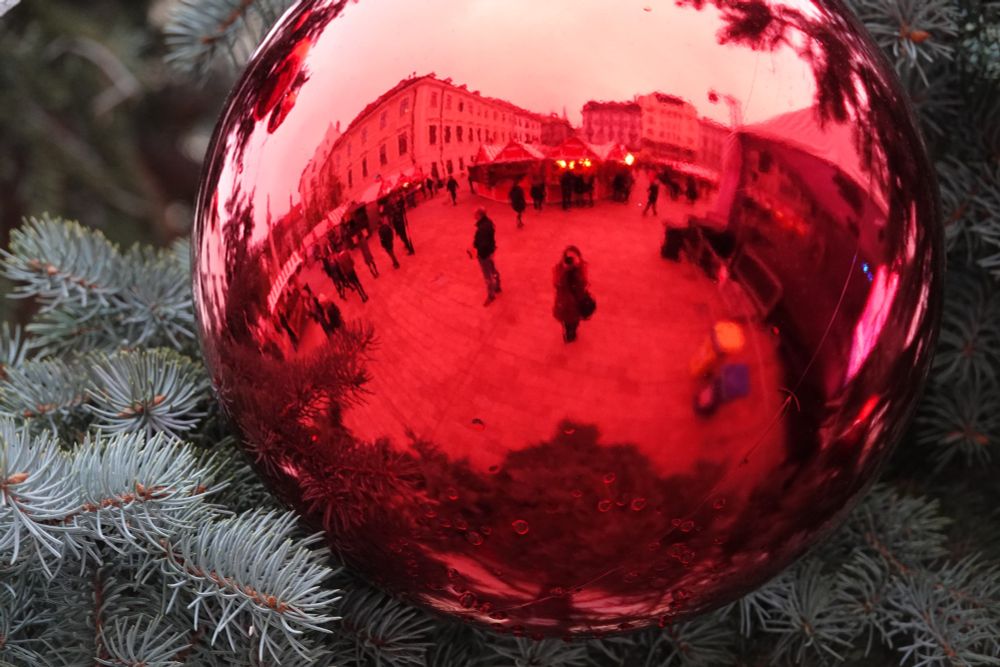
[303,185,785,480]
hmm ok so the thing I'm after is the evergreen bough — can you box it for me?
[2,0,1000,664]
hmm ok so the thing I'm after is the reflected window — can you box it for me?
[445,126,452,143]
[431,162,439,179]
[429,125,437,145]
[380,111,387,129]
[457,127,464,142]
[459,101,464,112]
[446,95,452,110]
[362,158,368,177]
[399,97,410,116]
[398,133,408,156]
[446,159,453,174]
[459,157,465,171]
[430,92,438,107]
[477,128,482,141]
[379,144,387,166]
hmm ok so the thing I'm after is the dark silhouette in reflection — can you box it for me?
[530,178,545,211]
[560,170,574,210]
[336,245,369,303]
[471,207,502,306]
[642,177,659,216]
[553,247,592,344]
[319,244,349,300]
[509,180,527,229]
[192,0,941,637]
[390,197,416,255]
[354,229,380,278]
[377,219,401,269]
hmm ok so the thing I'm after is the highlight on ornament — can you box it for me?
[192,0,941,636]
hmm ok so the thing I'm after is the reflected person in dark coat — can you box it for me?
[553,246,589,343]
[336,247,368,302]
[471,207,501,306]
[509,180,527,228]
[530,179,546,210]
[391,197,415,255]
[378,219,400,269]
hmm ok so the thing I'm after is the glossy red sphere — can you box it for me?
[193,0,941,636]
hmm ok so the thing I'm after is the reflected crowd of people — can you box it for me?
[274,155,732,357]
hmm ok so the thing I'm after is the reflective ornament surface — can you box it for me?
[193,0,941,635]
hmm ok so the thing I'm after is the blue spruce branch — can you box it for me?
[85,349,209,439]
[163,0,298,76]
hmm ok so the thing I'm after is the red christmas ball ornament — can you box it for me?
[193,0,941,636]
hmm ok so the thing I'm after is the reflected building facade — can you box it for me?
[637,92,700,162]
[583,96,730,169]
[298,121,343,227]
[581,100,642,150]
[697,117,729,171]
[323,73,544,203]
[540,113,576,146]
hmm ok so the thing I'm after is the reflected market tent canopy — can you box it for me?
[490,140,547,164]
[548,136,600,163]
[737,106,888,214]
[321,202,350,229]
[359,176,392,204]
[595,143,633,164]
[266,201,350,312]
[654,158,720,183]
[394,166,425,190]
[378,166,425,197]
[473,143,507,165]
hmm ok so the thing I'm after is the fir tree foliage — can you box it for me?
[0,323,31,374]
[1,417,342,664]
[163,0,299,76]
[484,638,589,667]
[329,582,438,667]
[3,0,1000,663]
[85,349,209,439]
[848,0,960,82]
[0,217,341,664]
[1,215,195,356]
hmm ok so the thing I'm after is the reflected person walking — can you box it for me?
[378,219,401,269]
[553,246,592,343]
[470,207,501,306]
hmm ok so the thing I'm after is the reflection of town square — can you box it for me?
[294,181,787,489]
[191,0,941,636]
[212,69,907,630]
